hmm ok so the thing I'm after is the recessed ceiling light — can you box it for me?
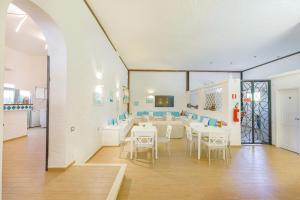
[253,56,257,58]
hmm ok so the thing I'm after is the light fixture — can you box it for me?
[45,44,48,50]
[116,91,120,98]
[116,82,120,89]
[147,89,155,94]
[96,72,103,80]
[15,15,27,32]
[95,85,103,94]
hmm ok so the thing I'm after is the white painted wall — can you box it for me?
[0,2,8,197]
[4,47,47,110]
[187,79,241,145]
[243,54,300,80]
[0,0,128,175]
[130,72,186,114]
[190,72,240,90]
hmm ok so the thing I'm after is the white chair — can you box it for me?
[143,115,150,122]
[157,125,172,154]
[185,126,198,156]
[119,136,134,158]
[134,131,155,162]
[138,122,153,127]
[201,132,228,165]
[166,113,173,121]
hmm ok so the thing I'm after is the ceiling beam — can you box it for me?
[84,0,129,71]
[129,69,241,73]
[242,50,300,72]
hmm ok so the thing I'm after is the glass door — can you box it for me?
[241,81,271,144]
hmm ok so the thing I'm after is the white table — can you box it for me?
[191,126,230,160]
[130,126,158,159]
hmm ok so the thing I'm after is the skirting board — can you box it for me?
[78,163,127,200]
[4,135,27,142]
[48,161,75,171]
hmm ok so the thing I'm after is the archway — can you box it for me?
[1,0,68,171]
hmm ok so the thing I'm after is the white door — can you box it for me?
[278,89,300,153]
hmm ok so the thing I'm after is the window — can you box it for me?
[3,83,16,104]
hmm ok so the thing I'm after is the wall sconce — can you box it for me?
[116,91,120,98]
[96,72,103,80]
[95,85,103,94]
[147,89,155,94]
[116,82,120,89]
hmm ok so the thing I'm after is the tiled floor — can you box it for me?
[89,139,300,200]
[3,128,119,200]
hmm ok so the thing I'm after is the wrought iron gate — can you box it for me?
[241,81,271,144]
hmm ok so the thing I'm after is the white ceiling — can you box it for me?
[6,4,47,56]
[88,0,300,71]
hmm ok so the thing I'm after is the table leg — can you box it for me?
[130,134,133,159]
[198,133,201,160]
[155,132,158,159]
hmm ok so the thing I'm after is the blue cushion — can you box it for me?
[171,111,180,117]
[208,118,217,126]
[137,111,144,116]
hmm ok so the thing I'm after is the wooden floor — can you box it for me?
[89,139,300,200]
[4,128,300,200]
[3,128,119,200]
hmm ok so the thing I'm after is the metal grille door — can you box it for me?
[241,81,271,144]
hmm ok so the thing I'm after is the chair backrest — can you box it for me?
[134,131,154,147]
[138,122,153,127]
[143,115,150,122]
[166,114,172,121]
[166,125,172,139]
[208,132,228,147]
[185,126,192,141]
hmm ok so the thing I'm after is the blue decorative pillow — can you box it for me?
[208,118,218,126]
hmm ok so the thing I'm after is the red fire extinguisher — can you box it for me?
[233,103,240,122]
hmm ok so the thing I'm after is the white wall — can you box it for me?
[243,54,300,80]
[190,72,240,90]
[4,47,47,110]
[0,0,128,173]
[130,72,186,114]
[187,79,241,145]
[0,1,9,197]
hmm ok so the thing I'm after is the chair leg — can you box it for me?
[189,142,192,157]
[135,146,137,160]
[152,147,154,163]
[119,142,124,158]
[208,149,211,166]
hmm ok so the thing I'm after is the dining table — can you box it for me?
[130,125,158,159]
[191,125,230,160]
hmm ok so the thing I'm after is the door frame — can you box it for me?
[241,80,272,144]
[45,56,50,171]
[275,87,300,152]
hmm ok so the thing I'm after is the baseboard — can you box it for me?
[85,146,104,163]
[79,163,127,200]
[48,161,75,171]
[4,135,27,142]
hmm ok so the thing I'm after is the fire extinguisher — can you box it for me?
[233,103,240,122]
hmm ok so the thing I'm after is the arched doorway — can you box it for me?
[1,0,67,171]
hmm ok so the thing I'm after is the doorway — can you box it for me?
[241,80,271,144]
[277,88,300,153]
